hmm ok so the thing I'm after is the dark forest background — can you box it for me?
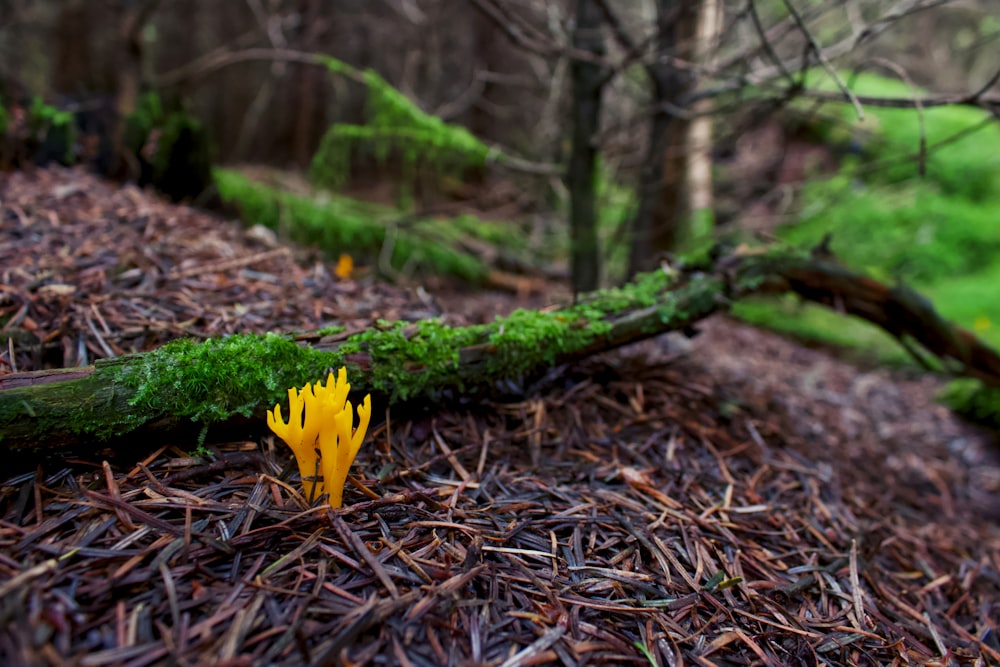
[1,1,998,307]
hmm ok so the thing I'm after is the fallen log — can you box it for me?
[2,246,999,453]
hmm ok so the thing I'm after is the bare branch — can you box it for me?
[780,0,865,120]
[970,68,1000,101]
[853,0,955,48]
[468,0,559,58]
[469,0,637,68]
[432,75,486,121]
[747,0,796,87]
[153,48,363,88]
[593,0,638,53]
[797,88,1000,113]
[155,46,563,177]
[861,58,927,175]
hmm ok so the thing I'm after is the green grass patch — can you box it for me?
[786,178,1000,285]
[937,379,1000,431]
[733,297,909,363]
[742,71,1000,371]
[800,71,1000,202]
[922,263,1000,351]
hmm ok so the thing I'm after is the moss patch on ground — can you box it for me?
[733,298,910,363]
[753,72,1000,341]
[741,72,1000,426]
[215,168,530,283]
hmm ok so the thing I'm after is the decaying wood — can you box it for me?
[3,247,999,453]
[742,256,1000,386]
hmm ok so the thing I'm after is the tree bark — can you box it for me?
[3,247,1000,455]
[628,0,692,275]
[567,0,606,293]
[53,0,94,95]
[683,0,720,241]
[112,0,161,180]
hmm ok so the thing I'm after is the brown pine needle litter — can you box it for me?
[1,168,999,665]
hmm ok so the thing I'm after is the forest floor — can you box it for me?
[1,167,998,666]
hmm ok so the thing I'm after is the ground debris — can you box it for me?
[0,167,439,374]
[1,353,998,665]
[0,168,998,665]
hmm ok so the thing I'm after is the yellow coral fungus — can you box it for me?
[266,367,372,507]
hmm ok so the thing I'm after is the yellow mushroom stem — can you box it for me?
[266,368,372,507]
[320,395,372,508]
[266,384,323,501]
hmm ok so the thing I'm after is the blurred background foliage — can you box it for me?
[0,0,998,419]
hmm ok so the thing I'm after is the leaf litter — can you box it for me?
[1,167,998,666]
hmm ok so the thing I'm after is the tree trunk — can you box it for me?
[683,0,721,242]
[292,0,326,167]
[53,0,94,95]
[567,0,606,293]
[629,1,698,275]
[112,0,161,179]
[653,3,699,251]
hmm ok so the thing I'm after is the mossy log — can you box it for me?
[2,247,999,454]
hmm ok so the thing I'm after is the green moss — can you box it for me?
[741,71,1000,371]
[0,260,736,451]
[579,267,675,311]
[938,379,1000,430]
[29,97,76,164]
[121,94,214,200]
[115,333,344,423]
[394,273,667,394]
[310,56,492,190]
[2,334,349,447]
[110,263,702,415]
[124,92,163,157]
[215,168,496,282]
[4,250,763,454]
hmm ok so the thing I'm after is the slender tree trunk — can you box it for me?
[684,0,721,241]
[567,0,606,293]
[629,1,681,275]
[652,2,698,251]
[628,1,697,275]
[112,0,160,179]
[293,0,325,166]
[53,0,93,95]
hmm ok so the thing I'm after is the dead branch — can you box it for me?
[2,246,999,454]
